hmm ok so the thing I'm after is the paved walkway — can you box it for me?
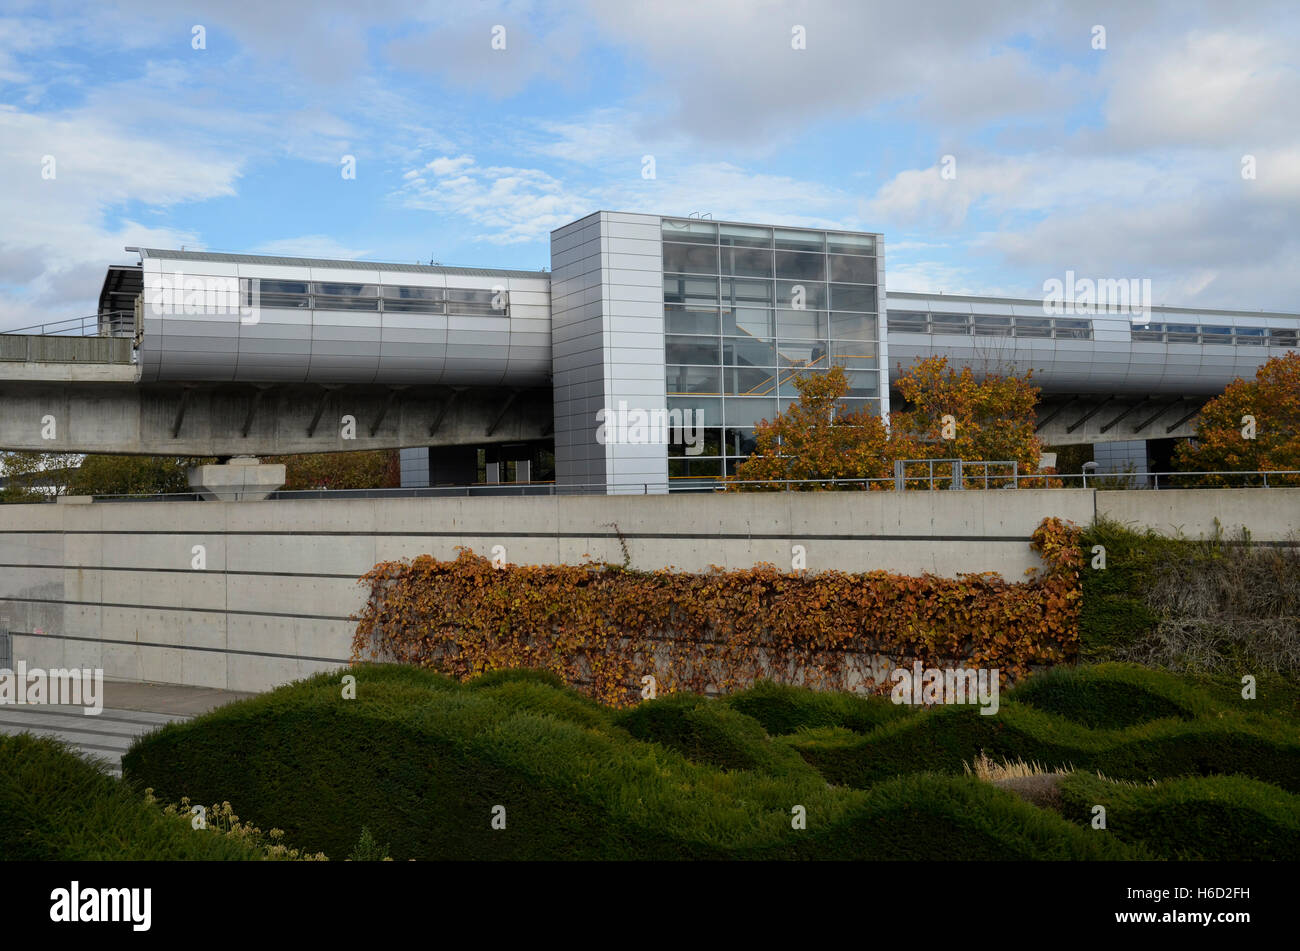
[0,681,256,777]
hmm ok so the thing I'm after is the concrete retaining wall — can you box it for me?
[0,488,1294,692]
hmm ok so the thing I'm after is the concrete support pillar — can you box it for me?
[188,455,286,501]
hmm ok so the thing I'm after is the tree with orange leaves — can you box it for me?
[729,367,893,489]
[730,357,1047,490]
[1173,351,1300,486]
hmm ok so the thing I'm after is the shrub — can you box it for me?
[1057,772,1300,860]
[122,664,1135,861]
[722,679,909,735]
[0,734,266,861]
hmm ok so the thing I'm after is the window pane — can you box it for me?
[777,339,829,368]
[661,219,716,244]
[724,335,779,367]
[1054,318,1092,339]
[887,310,928,333]
[776,308,828,340]
[1269,329,1298,347]
[382,299,446,314]
[260,294,312,309]
[384,285,443,300]
[723,397,780,427]
[316,297,379,311]
[973,315,1013,336]
[313,282,376,298]
[774,250,826,281]
[719,224,772,248]
[1014,317,1052,337]
[828,339,877,368]
[666,365,721,395]
[825,233,876,255]
[259,279,310,295]
[829,283,876,313]
[774,228,824,252]
[663,242,719,275]
[830,311,877,339]
[724,366,778,395]
[778,367,825,396]
[669,396,721,426]
[931,313,971,334]
[723,427,757,453]
[827,253,876,284]
[722,277,774,307]
[665,304,721,335]
[664,275,719,305]
[665,335,721,365]
[668,427,723,458]
[726,306,775,338]
[844,370,879,397]
[447,287,502,306]
[720,246,773,278]
[776,280,827,310]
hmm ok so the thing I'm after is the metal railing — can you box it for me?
[5,467,1292,504]
[1,311,135,337]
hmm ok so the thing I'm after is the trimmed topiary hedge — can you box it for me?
[122,664,1135,861]
[788,691,1300,793]
[0,734,265,861]
[721,679,910,735]
[1056,772,1300,861]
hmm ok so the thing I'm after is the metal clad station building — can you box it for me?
[95,210,1299,493]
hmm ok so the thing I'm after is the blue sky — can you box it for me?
[1,0,1298,328]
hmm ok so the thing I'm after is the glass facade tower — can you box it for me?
[659,217,887,482]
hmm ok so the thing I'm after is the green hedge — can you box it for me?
[721,679,909,735]
[613,692,821,779]
[1007,662,1215,728]
[122,665,1133,860]
[1057,772,1300,861]
[789,697,1300,793]
[0,734,264,861]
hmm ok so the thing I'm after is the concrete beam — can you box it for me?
[0,381,551,455]
[1035,396,1203,445]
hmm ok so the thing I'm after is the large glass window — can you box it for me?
[829,283,876,313]
[664,275,719,306]
[776,280,827,310]
[663,242,719,275]
[774,251,825,281]
[826,233,875,255]
[662,219,716,244]
[257,279,311,309]
[726,307,776,338]
[724,366,778,395]
[720,246,773,278]
[776,308,828,340]
[830,311,877,339]
[719,224,772,248]
[723,277,775,307]
[665,304,721,335]
[666,365,721,395]
[662,219,883,482]
[774,228,824,253]
[724,335,779,367]
[665,335,721,365]
[827,254,876,284]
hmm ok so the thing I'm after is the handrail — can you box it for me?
[2,311,134,336]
